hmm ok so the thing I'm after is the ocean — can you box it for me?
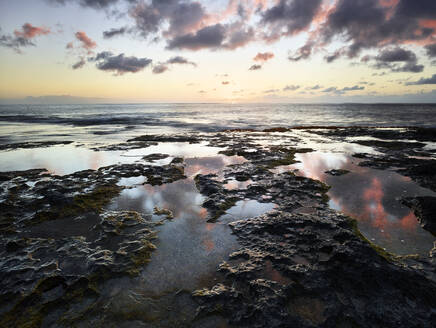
[1,103,435,144]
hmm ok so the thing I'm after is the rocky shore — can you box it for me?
[0,127,435,327]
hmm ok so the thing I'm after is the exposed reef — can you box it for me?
[0,141,73,151]
[0,127,435,327]
[0,160,188,327]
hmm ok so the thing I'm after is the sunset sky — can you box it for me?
[1,0,436,103]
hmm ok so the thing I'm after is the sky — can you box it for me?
[0,0,436,103]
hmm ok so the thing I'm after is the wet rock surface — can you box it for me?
[402,196,436,236]
[194,211,436,328]
[0,141,73,151]
[325,169,350,176]
[0,127,435,327]
[0,161,188,327]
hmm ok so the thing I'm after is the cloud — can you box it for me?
[92,51,152,75]
[75,31,96,50]
[130,0,208,39]
[253,52,274,62]
[405,74,436,85]
[283,85,300,91]
[34,0,436,69]
[166,24,226,50]
[323,87,338,93]
[222,81,230,85]
[249,64,262,70]
[130,1,256,51]
[151,56,197,74]
[324,49,345,63]
[103,27,127,39]
[372,47,424,73]
[306,84,322,90]
[48,0,120,9]
[72,57,86,69]
[323,85,365,94]
[261,0,323,39]
[0,23,51,53]
[66,42,74,49]
[14,23,50,38]
[342,85,365,91]
[167,56,196,66]
[425,43,436,58]
[264,88,280,93]
[152,64,169,74]
[288,42,313,61]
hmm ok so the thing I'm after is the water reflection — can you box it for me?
[0,145,137,175]
[184,155,247,179]
[124,142,224,158]
[109,178,239,295]
[224,179,253,190]
[219,200,277,224]
[286,152,435,256]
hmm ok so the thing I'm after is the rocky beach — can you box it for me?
[1,126,435,327]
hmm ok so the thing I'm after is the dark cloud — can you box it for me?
[261,0,322,39]
[406,74,436,85]
[342,85,364,91]
[92,51,152,75]
[151,56,197,74]
[288,42,313,61]
[103,27,127,39]
[324,49,345,63]
[152,64,169,74]
[373,47,424,73]
[425,44,436,58]
[166,24,226,50]
[0,34,34,52]
[376,47,416,62]
[130,0,207,39]
[72,57,86,69]
[0,23,51,53]
[48,0,121,9]
[167,56,196,66]
[131,1,256,51]
[323,87,338,93]
[306,84,322,90]
[224,23,255,50]
[323,85,365,94]
[253,52,274,62]
[249,64,262,70]
[283,85,300,91]
[321,0,436,59]
[129,1,162,38]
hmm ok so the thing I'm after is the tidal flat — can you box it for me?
[0,127,435,327]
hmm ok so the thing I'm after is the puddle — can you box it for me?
[117,176,147,187]
[184,155,247,179]
[109,178,239,295]
[124,142,224,158]
[219,200,277,224]
[282,152,436,256]
[0,144,137,175]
